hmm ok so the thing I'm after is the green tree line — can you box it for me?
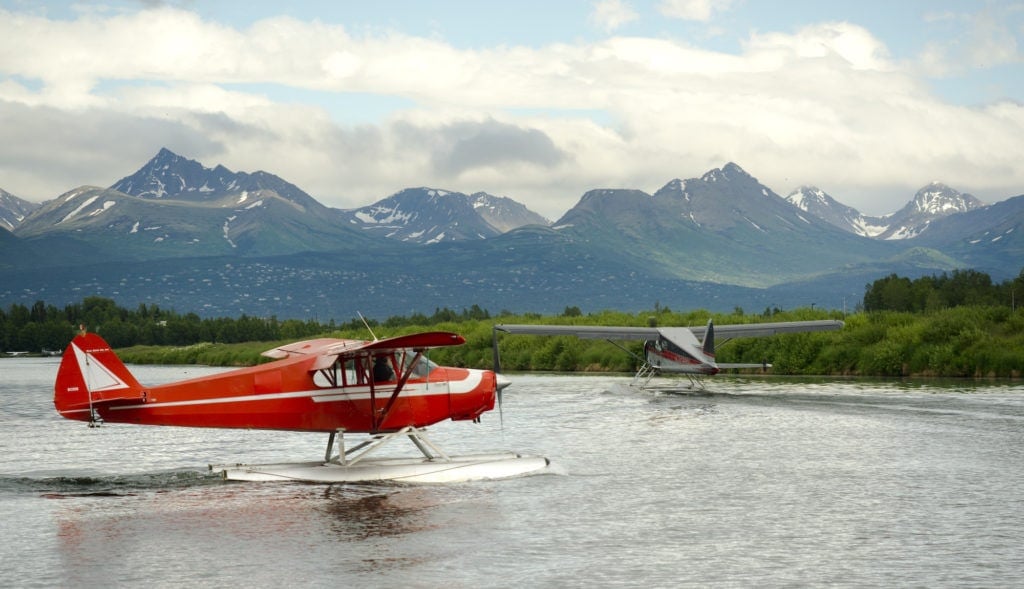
[108,304,1024,378]
[864,268,1024,312]
[3,269,1023,377]
[0,296,494,354]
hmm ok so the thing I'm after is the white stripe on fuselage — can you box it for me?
[109,370,485,411]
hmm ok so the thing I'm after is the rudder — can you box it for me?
[54,332,145,422]
[702,319,715,356]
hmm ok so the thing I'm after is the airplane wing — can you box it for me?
[493,324,660,340]
[263,332,466,360]
[689,319,844,340]
[494,320,842,341]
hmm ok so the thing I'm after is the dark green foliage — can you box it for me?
[865,268,1023,312]
[4,281,1023,377]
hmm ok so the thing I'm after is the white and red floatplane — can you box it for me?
[54,330,548,483]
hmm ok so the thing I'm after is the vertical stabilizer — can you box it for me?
[54,333,145,421]
[702,319,715,356]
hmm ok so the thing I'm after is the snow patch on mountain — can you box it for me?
[58,195,101,224]
[0,188,40,231]
[223,216,237,248]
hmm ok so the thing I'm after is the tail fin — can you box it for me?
[702,319,715,356]
[54,333,145,422]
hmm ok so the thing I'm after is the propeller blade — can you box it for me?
[492,327,508,428]
[491,326,501,373]
[497,388,504,427]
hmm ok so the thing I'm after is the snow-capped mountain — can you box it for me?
[0,188,40,231]
[787,182,983,240]
[344,188,548,244]
[786,186,889,237]
[470,191,549,232]
[899,190,1024,279]
[552,163,893,286]
[652,163,829,232]
[14,150,375,258]
[877,182,984,240]
[111,147,323,211]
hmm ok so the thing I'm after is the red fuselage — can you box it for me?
[54,333,496,433]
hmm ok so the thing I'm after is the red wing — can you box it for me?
[262,332,466,362]
[262,338,367,360]
[357,331,466,352]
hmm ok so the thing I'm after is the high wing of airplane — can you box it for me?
[54,331,548,483]
[493,319,844,388]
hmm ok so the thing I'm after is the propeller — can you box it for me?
[491,326,510,427]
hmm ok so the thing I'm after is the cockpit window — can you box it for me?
[401,350,436,377]
[312,349,437,389]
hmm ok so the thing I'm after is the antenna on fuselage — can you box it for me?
[357,311,379,341]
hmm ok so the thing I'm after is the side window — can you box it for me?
[312,357,376,389]
[373,355,395,382]
[345,358,368,385]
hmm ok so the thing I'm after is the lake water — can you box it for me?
[2,357,1024,587]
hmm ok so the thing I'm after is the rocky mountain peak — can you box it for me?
[470,191,549,232]
[788,180,989,240]
[342,186,549,243]
[877,182,984,240]
[111,148,213,199]
[110,148,323,212]
[701,162,751,184]
[785,186,887,238]
[787,186,829,211]
[911,182,983,215]
[0,188,40,231]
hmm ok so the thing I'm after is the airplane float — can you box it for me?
[54,330,549,483]
[493,319,844,389]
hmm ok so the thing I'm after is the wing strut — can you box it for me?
[605,338,644,363]
[371,350,423,433]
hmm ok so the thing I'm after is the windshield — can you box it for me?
[401,350,437,377]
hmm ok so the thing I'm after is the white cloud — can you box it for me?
[0,6,1022,221]
[745,22,894,71]
[589,0,640,33]
[657,0,734,22]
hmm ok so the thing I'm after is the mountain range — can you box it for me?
[1,149,1021,319]
[786,182,984,239]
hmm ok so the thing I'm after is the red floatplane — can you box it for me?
[54,330,548,483]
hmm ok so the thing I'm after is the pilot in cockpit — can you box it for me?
[373,356,395,382]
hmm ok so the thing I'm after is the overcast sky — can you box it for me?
[1,0,1022,219]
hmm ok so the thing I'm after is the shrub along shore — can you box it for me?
[111,305,1023,379]
[6,266,1024,378]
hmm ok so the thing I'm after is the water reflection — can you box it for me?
[319,485,438,540]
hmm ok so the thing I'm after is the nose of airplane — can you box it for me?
[495,372,512,392]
